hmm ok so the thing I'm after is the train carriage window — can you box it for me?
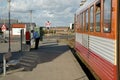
[80,13,83,32]
[76,15,79,30]
[84,12,86,32]
[83,12,85,32]
[82,13,84,32]
[74,14,77,31]
[86,10,89,32]
[95,1,101,32]
[103,0,111,32]
[79,14,81,31]
[78,15,80,30]
[90,6,94,32]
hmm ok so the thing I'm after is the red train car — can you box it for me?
[74,0,120,80]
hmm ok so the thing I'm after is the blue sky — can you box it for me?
[0,0,81,27]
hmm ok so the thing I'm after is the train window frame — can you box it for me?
[95,0,101,32]
[79,14,81,31]
[83,12,86,32]
[103,0,111,33]
[76,15,79,30]
[86,9,89,32]
[81,13,84,32]
[80,13,83,32]
[78,14,80,30]
[74,14,77,31]
[90,6,94,32]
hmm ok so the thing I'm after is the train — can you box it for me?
[74,0,120,80]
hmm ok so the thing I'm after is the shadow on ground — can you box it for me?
[33,43,69,64]
[0,41,69,74]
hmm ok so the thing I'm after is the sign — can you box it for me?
[1,24,6,32]
[45,21,51,27]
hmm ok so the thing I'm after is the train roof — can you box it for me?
[76,0,97,15]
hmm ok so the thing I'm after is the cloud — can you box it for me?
[0,0,81,26]
[11,0,30,11]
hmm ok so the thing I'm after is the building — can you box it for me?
[11,23,36,36]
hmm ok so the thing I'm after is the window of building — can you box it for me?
[95,1,101,32]
[90,6,94,32]
[103,0,111,32]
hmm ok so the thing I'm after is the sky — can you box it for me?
[0,0,81,27]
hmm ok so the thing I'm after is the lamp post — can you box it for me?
[2,0,11,76]
[29,10,32,27]
[8,0,11,52]
[29,10,33,30]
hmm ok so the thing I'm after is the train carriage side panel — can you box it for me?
[75,33,90,65]
[88,35,117,80]
[75,34,117,80]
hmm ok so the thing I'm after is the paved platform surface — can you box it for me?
[0,39,89,80]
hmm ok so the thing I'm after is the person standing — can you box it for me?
[25,30,31,51]
[31,30,40,49]
[26,31,31,45]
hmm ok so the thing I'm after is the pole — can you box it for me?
[29,10,33,30]
[3,0,11,76]
[30,10,32,24]
[3,54,6,76]
[8,0,11,52]
[20,30,22,51]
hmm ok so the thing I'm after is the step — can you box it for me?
[23,66,33,71]
[19,61,36,67]
[24,54,39,58]
[18,62,36,71]
[21,56,38,61]
[7,60,19,66]
[24,53,38,56]
[20,58,37,63]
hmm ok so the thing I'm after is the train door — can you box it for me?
[118,0,120,79]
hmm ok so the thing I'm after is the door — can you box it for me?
[117,0,120,79]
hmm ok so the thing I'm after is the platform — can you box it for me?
[0,39,89,80]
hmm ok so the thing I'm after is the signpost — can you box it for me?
[45,21,51,29]
[1,24,6,39]
[45,21,51,34]
[1,24,6,32]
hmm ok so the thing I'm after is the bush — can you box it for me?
[43,30,56,34]
[0,31,3,35]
